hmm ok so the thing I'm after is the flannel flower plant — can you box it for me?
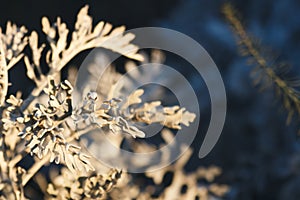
[0,5,229,200]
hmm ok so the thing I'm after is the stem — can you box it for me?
[9,150,28,168]
[22,154,50,186]
[0,32,8,107]
[223,3,300,121]
[66,126,96,143]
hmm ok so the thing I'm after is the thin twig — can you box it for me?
[22,154,50,186]
[222,3,300,124]
[9,150,29,168]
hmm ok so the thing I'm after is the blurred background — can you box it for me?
[1,0,300,199]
